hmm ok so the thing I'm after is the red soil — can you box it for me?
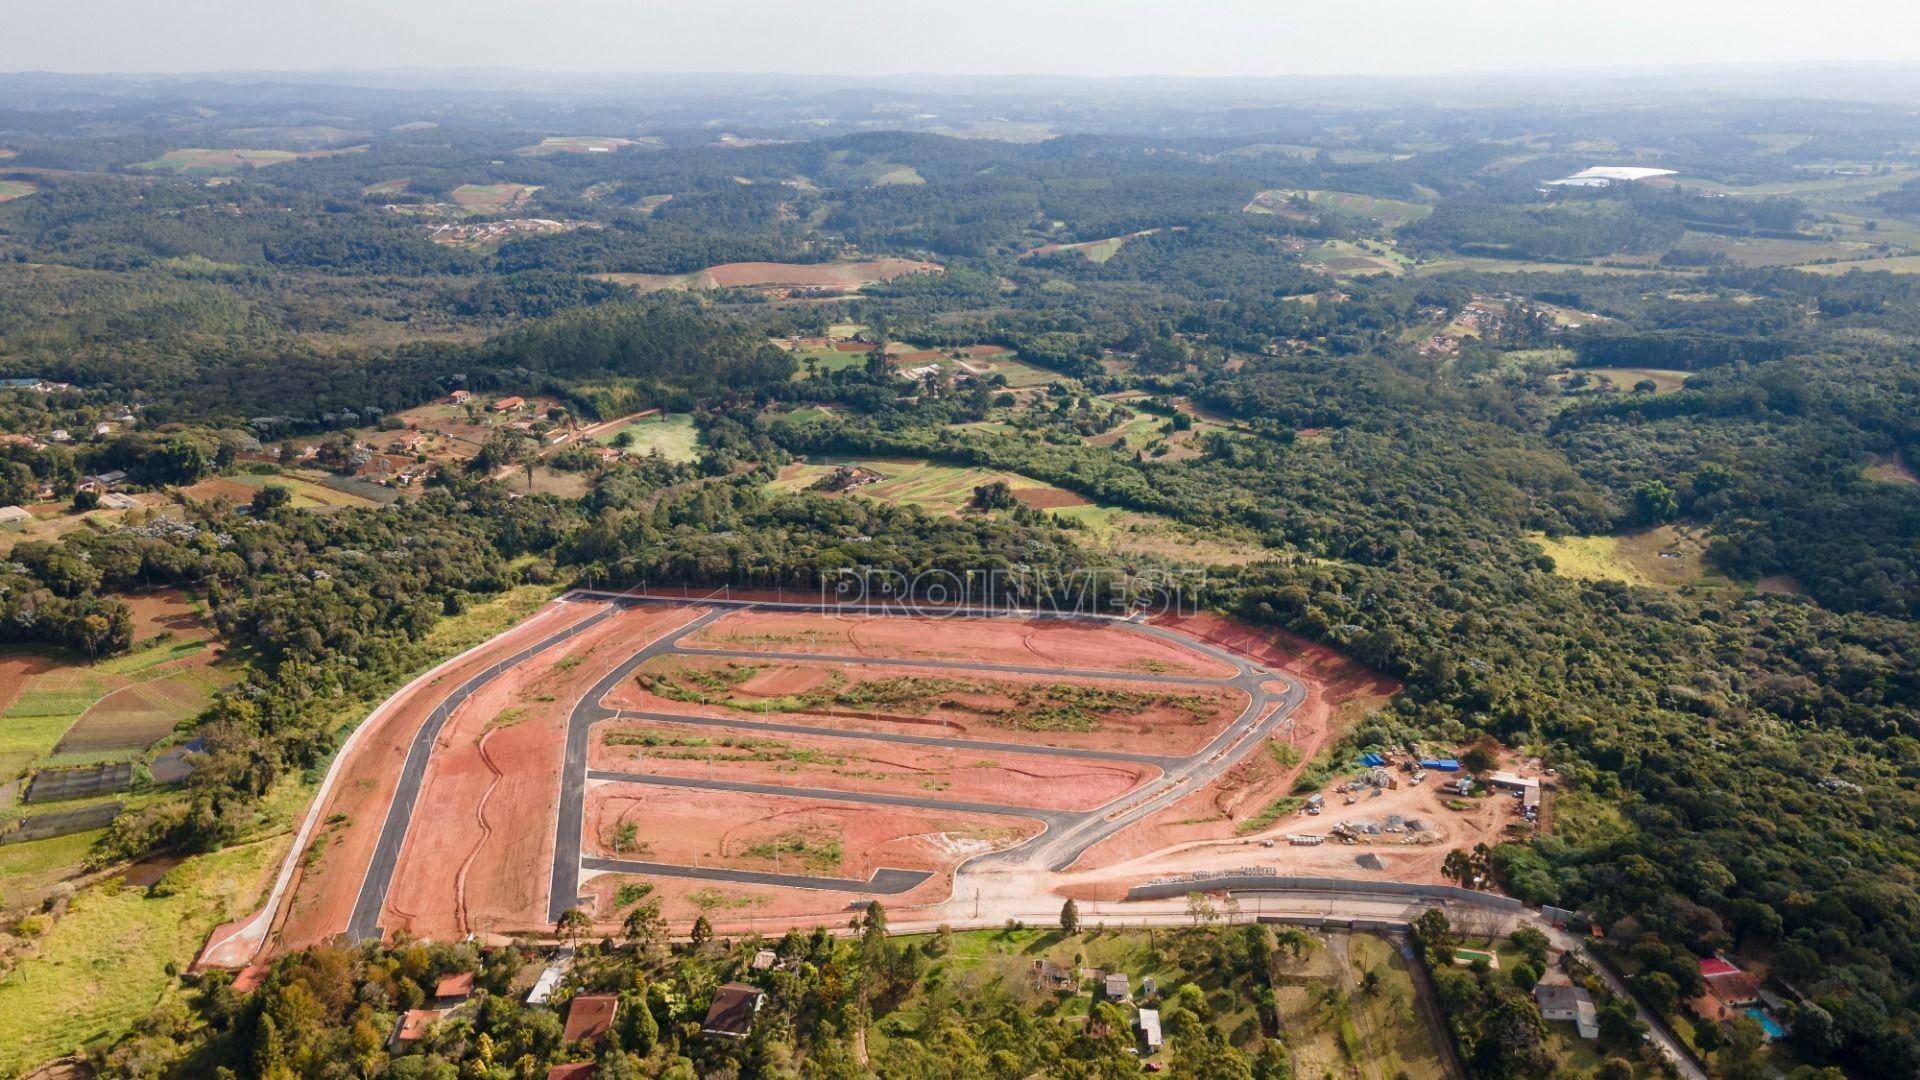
[607,655,1246,755]
[0,652,57,718]
[1064,615,1402,872]
[378,604,711,942]
[122,588,216,643]
[591,717,1153,811]
[579,867,950,931]
[684,610,1236,678]
[1013,487,1093,509]
[703,258,942,289]
[272,599,613,951]
[581,782,1038,881]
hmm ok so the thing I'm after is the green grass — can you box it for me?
[0,180,35,202]
[0,837,279,1074]
[595,413,700,461]
[1346,934,1451,1079]
[770,456,1076,514]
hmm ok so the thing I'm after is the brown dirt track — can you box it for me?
[607,655,1246,755]
[271,600,612,951]
[684,610,1235,677]
[591,718,1154,811]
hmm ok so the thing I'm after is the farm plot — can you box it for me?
[134,148,300,174]
[597,257,943,295]
[0,591,225,781]
[1024,228,1168,262]
[591,718,1155,810]
[451,183,540,211]
[610,655,1245,753]
[0,180,35,202]
[514,136,652,155]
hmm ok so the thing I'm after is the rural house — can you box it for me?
[434,972,475,1005]
[388,1009,439,1051]
[1533,983,1599,1039]
[1137,1008,1163,1052]
[701,982,766,1039]
[563,994,619,1044]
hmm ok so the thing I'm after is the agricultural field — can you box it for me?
[0,179,35,202]
[360,177,410,195]
[513,135,651,155]
[450,182,540,211]
[591,412,700,462]
[1025,228,1171,263]
[133,148,300,174]
[1304,238,1412,276]
[0,590,228,784]
[597,257,943,294]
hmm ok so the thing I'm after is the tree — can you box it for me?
[251,485,292,514]
[621,900,664,955]
[1060,898,1081,936]
[555,906,591,947]
[1631,479,1678,525]
[689,914,713,946]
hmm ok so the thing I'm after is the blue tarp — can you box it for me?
[1419,758,1461,771]
[1359,753,1387,768]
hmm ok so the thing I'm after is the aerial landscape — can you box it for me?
[1,2,1919,1078]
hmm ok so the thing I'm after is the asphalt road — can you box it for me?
[344,604,615,941]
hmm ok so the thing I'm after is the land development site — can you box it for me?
[191,585,1565,967]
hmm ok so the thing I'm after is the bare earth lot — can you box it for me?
[233,594,1465,950]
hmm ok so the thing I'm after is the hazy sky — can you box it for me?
[8,0,1920,78]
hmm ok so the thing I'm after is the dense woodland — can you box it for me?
[1,76,1918,1079]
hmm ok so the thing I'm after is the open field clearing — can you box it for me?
[179,470,384,510]
[1248,189,1431,228]
[1529,524,1719,588]
[1024,227,1171,262]
[0,180,35,201]
[1865,451,1919,487]
[769,456,1085,514]
[450,182,540,210]
[1559,366,1692,394]
[1305,238,1412,276]
[1271,931,1451,1080]
[591,411,699,460]
[133,148,299,173]
[0,835,280,1075]
[513,135,652,155]
[597,257,942,294]
[592,717,1155,809]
